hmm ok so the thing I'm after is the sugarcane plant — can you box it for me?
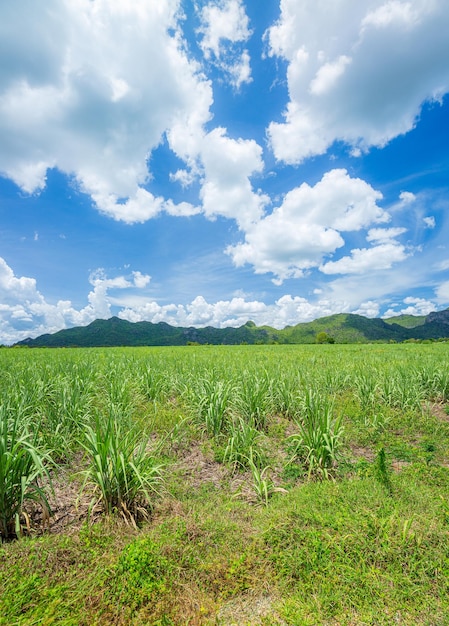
[0,403,53,540]
[79,406,164,525]
[288,388,343,480]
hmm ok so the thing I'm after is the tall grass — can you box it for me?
[221,416,266,471]
[233,371,271,431]
[195,377,233,437]
[0,404,53,539]
[79,407,163,524]
[289,389,343,479]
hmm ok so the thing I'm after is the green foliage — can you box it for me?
[264,477,449,624]
[79,408,163,523]
[383,314,426,328]
[0,403,53,539]
[373,447,393,494]
[195,377,233,437]
[220,417,266,471]
[113,536,172,609]
[316,331,335,344]
[233,371,271,430]
[288,389,343,479]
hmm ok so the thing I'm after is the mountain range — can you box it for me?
[14,308,449,347]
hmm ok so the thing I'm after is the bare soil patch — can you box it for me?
[174,442,228,490]
[427,401,449,422]
[216,593,286,625]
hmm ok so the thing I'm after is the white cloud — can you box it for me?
[399,191,416,205]
[0,1,261,229]
[0,0,212,223]
[0,256,352,342]
[198,0,251,58]
[197,0,252,87]
[267,0,449,163]
[352,301,381,318]
[362,1,418,30]
[366,227,407,242]
[227,169,387,281]
[118,293,348,329]
[0,257,39,303]
[320,242,409,275]
[227,49,252,89]
[309,55,352,96]
[95,188,200,224]
[383,296,437,317]
[435,281,449,304]
[199,127,269,229]
[132,271,151,289]
[423,216,436,228]
[0,258,152,344]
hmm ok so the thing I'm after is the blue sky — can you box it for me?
[1,0,449,344]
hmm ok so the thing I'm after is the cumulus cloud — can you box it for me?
[320,241,409,275]
[366,227,407,242]
[352,300,381,318]
[399,191,416,205]
[267,0,449,163]
[197,0,252,88]
[0,0,267,227]
[132,271,151,289]
[227,169,387,281]
[320,224,410,275]
[0,258,151,344]
[227,50,252,90]
[383,296,437,317]
[198,127,269,228]
[198,0,251,58]
[0,0,212,223]
[118,293,346,329]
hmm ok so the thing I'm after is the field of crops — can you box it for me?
[1,343,449,625]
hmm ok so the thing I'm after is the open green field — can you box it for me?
[1,344,449,625]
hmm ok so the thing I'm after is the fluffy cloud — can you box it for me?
[383,296,437,317]
[199,127,268,228]
[366,227,407,242]
[198,0,251,58]
[0,1,266,226]
[0,258,151,343]
[321,225,409,274]
[197,0,252,88]
[267,0,449,163]
[320,241,409,275]
[118,293,348,329]
[0,257,40,303]
[227,169,387,281]
[0,0,212,222]
[352,301,381,318]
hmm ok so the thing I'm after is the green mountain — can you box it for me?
[383,314,426,328]
[15,308,449,348]
[16,317,276,348]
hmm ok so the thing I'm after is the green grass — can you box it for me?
[1,343,449,624]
